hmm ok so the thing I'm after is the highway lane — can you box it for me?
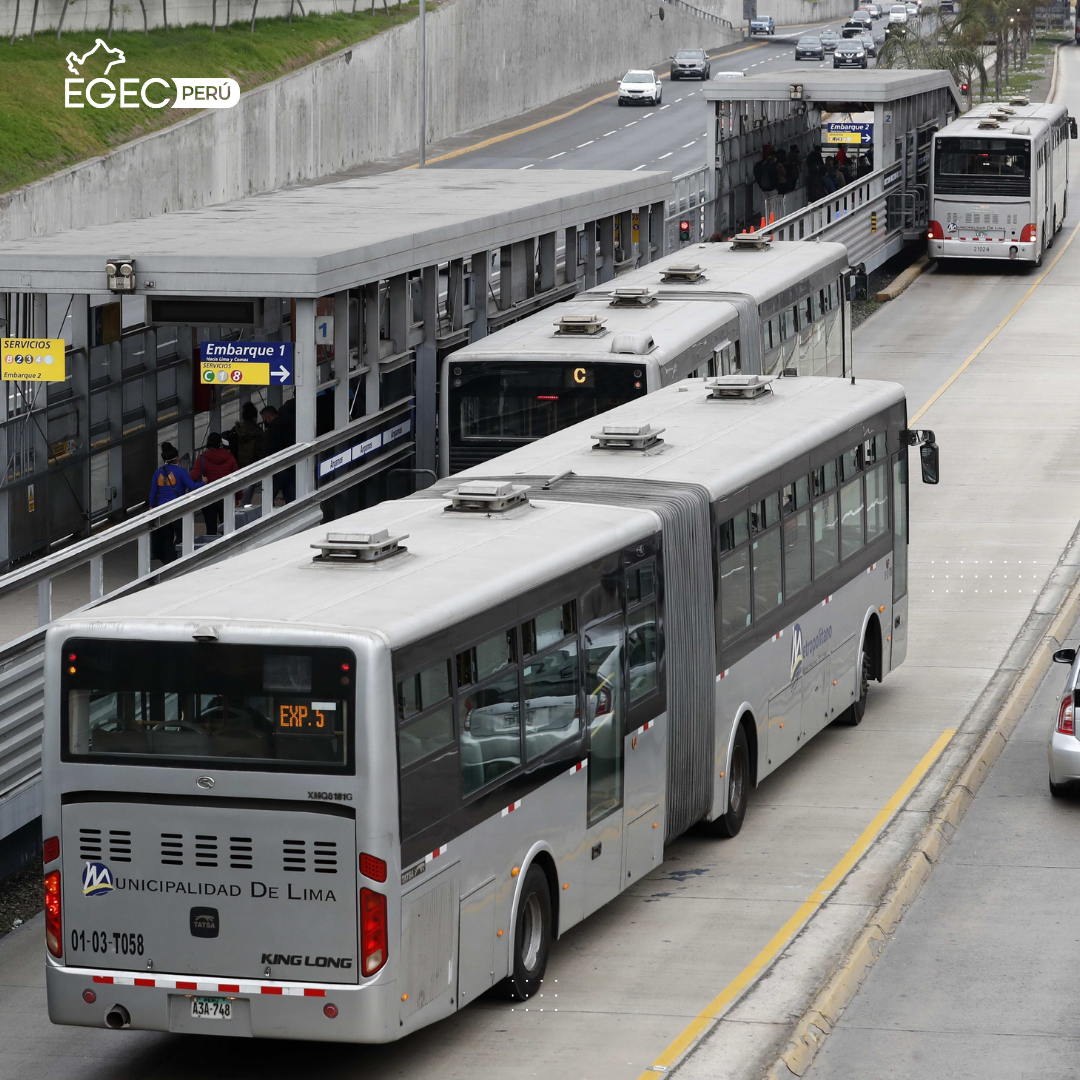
[434,20,884,175]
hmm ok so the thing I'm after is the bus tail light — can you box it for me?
[44,871,62,958]
[927,220,944,240]
[1058,693,1075,735]
[360,853,387,883]
[360,888,387,976]
[1020,223,1037,243]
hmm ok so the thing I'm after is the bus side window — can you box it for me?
[752,493,783,618]
[893,453,908,600]
[626,559,660,707]
[719,510,752,642]
[523,603,580,764]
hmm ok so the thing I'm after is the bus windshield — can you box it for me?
[62,639,353,770]
[935,137,1029,178]
[449,360,648,444]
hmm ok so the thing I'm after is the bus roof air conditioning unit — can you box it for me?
[554,313,607,336]
[609,287,658,308]
[977,119,1000,130]
[659,262,706,283]
[1009,96,1029,106]
[610,331,656,355]
[311,529,409,563]
[591,422,665,451]
[444,480,530,513]
[705,373,775,400]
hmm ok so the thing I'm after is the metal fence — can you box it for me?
[665,165,717,251]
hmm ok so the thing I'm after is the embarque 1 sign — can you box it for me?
[200,342,294,387]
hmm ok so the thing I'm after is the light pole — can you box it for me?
[418,0,426,167]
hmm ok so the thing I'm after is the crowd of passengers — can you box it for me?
[754,144,874,202]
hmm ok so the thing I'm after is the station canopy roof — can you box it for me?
[704,68,963,110]
[0,170,671,299]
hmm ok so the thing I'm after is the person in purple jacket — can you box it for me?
[148,442,201,565]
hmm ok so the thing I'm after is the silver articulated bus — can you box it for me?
[928,100,1075,265]
[42,373,933,1043]
[440,240,853,473]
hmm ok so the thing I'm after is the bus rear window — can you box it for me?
[450,361,648,442]
[62,640,354,772]
[935,137,1029,178]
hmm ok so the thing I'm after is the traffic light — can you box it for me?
[679,219,691,242]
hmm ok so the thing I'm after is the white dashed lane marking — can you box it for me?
[548,151,565,159]
[658,151,673,159]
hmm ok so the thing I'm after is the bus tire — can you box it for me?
[498,864,552,1001]
[847,645,872,726]
[707,723,749,838]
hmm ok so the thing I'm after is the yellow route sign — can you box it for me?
[2,338,66,382]
[200,360,272,386]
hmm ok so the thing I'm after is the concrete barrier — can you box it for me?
[0,0,738,240]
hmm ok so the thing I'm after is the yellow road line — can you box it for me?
[404,43,766,169]
[910,217,1080,425]
[635,727,957,1080]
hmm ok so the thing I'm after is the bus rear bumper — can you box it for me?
[46,962,400,1042]
[929,239,1036,261]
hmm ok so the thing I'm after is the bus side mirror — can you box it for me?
[919,441,939,485]
[1070,117,1078,139]
[1054,648,1077,664]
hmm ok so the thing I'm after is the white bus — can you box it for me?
[441,240,852,473]
[42,374,934,1042]
[928,100,1075,265]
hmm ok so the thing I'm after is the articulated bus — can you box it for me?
[440,240,853,473]
[928,100,1076,265]
[43,374,933,1042]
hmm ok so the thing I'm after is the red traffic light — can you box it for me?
[679,219,691,240]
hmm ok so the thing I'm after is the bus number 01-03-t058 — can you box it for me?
[70,930,145,956]
[277,704,328,731]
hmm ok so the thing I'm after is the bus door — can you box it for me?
[583,617,626,918]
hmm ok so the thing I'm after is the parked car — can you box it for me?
[834,39,868,67]
[1049,646,1080,796]
[618,70,662,106]
[820,28,841,50]
[749,15,776,34]
[795,34,825,59]
[859,29,878,55]
[671,48,711,80]
[888,3,908,22]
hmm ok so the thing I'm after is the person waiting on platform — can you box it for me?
[148,442,200,565]
[191,432,238,538]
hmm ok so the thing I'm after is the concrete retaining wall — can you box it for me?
[698,0,855,25]
[1,0,738,241]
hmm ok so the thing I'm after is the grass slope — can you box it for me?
[0,6,418,195]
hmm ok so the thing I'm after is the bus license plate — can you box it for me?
[190,996,233,1020]
[972,245,992,253]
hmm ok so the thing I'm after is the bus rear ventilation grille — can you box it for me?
[444,480,530,514]
[591,421,665,452]
[705,374,775,400]
[311,529,409,563]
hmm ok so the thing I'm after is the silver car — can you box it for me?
[1050,647,1080,795]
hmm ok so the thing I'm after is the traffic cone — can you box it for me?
[760,216,766,230]
[769,212,775,224]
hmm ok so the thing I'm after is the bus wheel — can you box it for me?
[707,724,749,839]
[848,646,872,726]
[499,864,552,1001]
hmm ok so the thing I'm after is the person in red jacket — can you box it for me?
[190,432,238,538]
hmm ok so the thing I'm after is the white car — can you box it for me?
[618,70,662,106]
[888,3,908,21]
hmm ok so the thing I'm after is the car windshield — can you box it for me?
[822,30,839,37]
[676,50,703,58]
[799,36,821,43]
[623,72,653,83]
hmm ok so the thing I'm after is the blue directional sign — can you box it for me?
[201,341,294,386]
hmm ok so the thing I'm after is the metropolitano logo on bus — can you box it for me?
[63,39,239,110]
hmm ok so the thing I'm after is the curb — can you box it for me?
[763,545,1080,1079]
[875,256,928,302]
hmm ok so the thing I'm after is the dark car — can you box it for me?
[795,35,825,60]
[671,48,711,79]
[859,30,877,56]
[820,28,841,51]
[834,40,868,67]
[841,19,868,36]
[749,15,776,34]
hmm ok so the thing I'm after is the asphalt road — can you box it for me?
[801,611,1080,1080]
[434,19,888,175]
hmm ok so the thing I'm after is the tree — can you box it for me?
[876,9,988,100]
[29,0,38,40]
[8,0,19,45]
[212,0,217,30]
[138,0,148,33]
[249,0,259,30]
[107,0,115,37]
[162,0,168,32]
[56,0,70,38]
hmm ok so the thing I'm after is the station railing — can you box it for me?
[0,396,415,849]
[665,165,717,249]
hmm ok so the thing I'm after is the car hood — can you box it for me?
[620,82,654,90]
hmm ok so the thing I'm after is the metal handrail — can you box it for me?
[0,396,414,633]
